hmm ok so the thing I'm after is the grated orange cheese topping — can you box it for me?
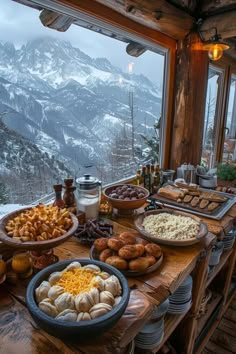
[55,268,98,296]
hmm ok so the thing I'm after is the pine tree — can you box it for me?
[0,181,9,204]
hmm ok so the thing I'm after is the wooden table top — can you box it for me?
[1,204,234,354]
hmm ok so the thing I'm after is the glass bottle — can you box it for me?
[53,184,65,208]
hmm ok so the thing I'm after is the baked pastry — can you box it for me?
[105,256,128,270]
[145,255,157,266]
[199,199,209,209]
[144,243,162,258]
[118,245,139,259]
[208,202,219,211]
[129,257,150,271]
[200,192,226,203]
[119,232,136,245]
[189,191,200,196]
[158,185,185,201]
[183,195,193,203]
[191,196,200,207]
[94,238,108,251]
[99,248,115,262]
[135,244,145,256]
[107,238,124,251]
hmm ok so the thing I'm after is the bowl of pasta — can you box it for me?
[26,258,130,340]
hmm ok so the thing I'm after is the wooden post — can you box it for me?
[169,31,209,170]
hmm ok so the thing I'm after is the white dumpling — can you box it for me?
[83,264,101,273]
[54,292,75,312]
[94,276,105,291]
[39,300,58,318]
[99,272,110,280]
[48,272,62,285]
[89,287,100,305]
[65,261,81,272]
[114,296,122,307]
[48,285,64,301]
[56,309,77,322]
[89,303,112,319]
[77,312,91,321]
[105,275,122,296]
[35,281,51,303]
[75,292,94,312]
[100,291,115,306]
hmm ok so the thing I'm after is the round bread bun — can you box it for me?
[119,232,136,245]
[135,244,145,257]
[145,243,162,258]
[105,256,128,270]
[94,237,108,251]
[129,257,150,272]
[118,245,139,259]
[107,238,125,251]
[99,248,115,262]
[144,255,157,267]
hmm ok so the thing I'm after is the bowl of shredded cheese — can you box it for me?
[26,259,130,340]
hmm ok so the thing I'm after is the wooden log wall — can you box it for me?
[169,32,209,170]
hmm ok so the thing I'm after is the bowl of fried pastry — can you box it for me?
[26,258,130,340]
[90,232,163,276]
[0,204,78,250]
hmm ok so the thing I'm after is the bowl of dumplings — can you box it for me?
[26,259,130,340]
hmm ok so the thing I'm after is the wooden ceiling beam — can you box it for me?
[39,9,75,31]
[200,0,236,14]
[92,0,194,39]
[200,10,236,40]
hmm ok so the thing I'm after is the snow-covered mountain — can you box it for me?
[0,37,162,202]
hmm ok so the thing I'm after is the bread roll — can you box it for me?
[158,185,184,201]
[119,232,136,245]
[135,244,145,256]
[105,256,128,270]
[107,238,124,251]
[118,245,139,259]
[99,248,115,262]
[145,243,162,258]
[129,257,150,272]
[94,238,108,251]
[145,255,157,266]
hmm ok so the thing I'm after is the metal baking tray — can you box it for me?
[147,188,236,220]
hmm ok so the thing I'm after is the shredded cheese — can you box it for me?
[55,268,98,296]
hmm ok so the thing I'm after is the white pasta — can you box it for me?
[142,213,199,240]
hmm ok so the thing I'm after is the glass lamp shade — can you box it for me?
[202,42,230,61]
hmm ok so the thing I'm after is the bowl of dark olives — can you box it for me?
[103,184,149,211]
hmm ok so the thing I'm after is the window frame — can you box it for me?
[28,0,177,168]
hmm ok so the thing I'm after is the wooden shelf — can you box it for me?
[206,249,233,288]
[197,292,223,337]
[152,309,191,353]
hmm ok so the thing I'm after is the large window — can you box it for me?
[201,66,224,168]
[0,0,172,205]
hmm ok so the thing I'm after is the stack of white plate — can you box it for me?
[135,319,164,350]
[167,275,192,315]
[152,297,169,319]
[222,232,235,250]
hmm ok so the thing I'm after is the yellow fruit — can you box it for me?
[0,258,6,277]
[11,253,31,273]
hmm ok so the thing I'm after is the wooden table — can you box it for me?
[2,206,236,354]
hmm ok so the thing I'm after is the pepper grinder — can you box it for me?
[53,184,65,208]
[63,178,76,208]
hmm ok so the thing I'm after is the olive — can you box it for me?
[110,193,118,199]
[124,197,130,201]
[118,195,124,199]
[122,191,129,198]
[127,188,133,192]
[130,191,138,198]
[138,193,145,199]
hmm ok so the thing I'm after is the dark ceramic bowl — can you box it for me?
[26,259,130,340]
[103,184,149,210]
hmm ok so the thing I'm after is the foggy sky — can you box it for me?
[0,0,164,84]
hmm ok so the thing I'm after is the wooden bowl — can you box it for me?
[0,207,78,251]
[103,184,149,211]
[26,259,130,340]
[134,209,208,246]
